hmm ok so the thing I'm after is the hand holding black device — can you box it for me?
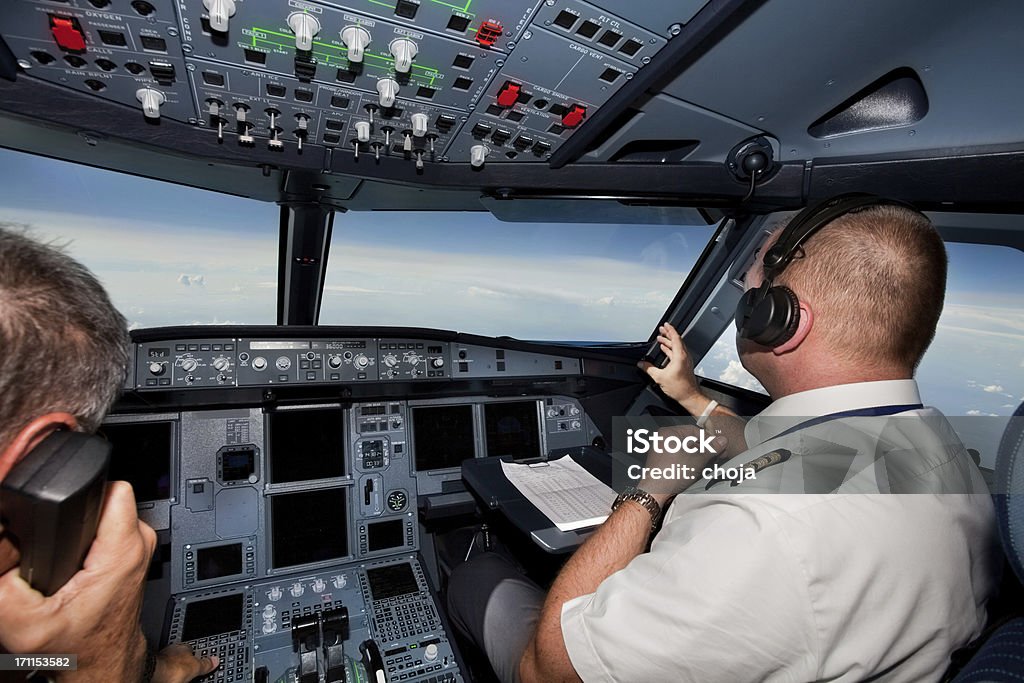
[0,430,110,596]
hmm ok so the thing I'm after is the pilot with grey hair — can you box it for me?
[0,225,217,682]
[448,198,998,682]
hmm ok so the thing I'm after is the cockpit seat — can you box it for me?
[951,402,1024,681]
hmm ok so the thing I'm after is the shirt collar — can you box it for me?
[743,379,923,446]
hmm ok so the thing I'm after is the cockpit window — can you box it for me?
[320,214,718,341]
[0,148,278,327]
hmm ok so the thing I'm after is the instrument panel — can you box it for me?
[111,331,602,682]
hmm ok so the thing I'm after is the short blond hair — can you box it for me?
[776,204,946,370]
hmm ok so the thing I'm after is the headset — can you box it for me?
[735,193,923,347]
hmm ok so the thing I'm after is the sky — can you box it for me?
[0,147,1021,466]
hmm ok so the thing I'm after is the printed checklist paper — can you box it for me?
[500,455,617,531]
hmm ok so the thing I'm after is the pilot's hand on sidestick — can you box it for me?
[153,643,220,683]
[0,481,156,682]
[637,323,705,408]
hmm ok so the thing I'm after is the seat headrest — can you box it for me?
[994,402,1024,584]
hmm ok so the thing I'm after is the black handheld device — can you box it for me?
[0,431,110,596]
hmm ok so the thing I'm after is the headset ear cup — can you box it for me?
[767,285,801,347]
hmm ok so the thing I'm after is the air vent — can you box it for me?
[808,68,928,139]
[609,139,700,164]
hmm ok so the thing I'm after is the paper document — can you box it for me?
[500,455,617,531]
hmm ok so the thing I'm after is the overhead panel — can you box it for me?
[1,0,687,171]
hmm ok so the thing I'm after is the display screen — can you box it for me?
[221,448,256,482]
[270,488,348,569]
[196,543,243,581]
[100,421,173,503]
[484,401,542,459]
[181,593,244,642]
[413,405,475,471]
[267,409,346,483]
[366,563,418,600]
[367,519,405,552]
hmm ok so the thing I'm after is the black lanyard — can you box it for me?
[769,403,924,442]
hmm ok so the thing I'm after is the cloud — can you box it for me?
[967,409,982,416]
[719,360,764,392]
[177,274,206,287]
[983,384,1005,393]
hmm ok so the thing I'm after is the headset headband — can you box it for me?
[761,193,920,279]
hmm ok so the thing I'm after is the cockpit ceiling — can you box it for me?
[0,0,1021,212]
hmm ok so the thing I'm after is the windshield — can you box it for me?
[320,214,718,341]
[0,148,717,338]
[0,148,279,328]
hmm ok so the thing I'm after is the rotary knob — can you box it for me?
[312,578,326,593]
[341,25,371,63]
[135,88,165,120]
[252,356,268,371]
[332,574,347,589]
[376,78,400,108]
[328,354,343,369]
[411,112,429,138]
[389,38,418,74]
[202,0,235,32]
[287,12,320,51]
[181,358,198,372]
[276,356,291,371]
[290,582,304,598]
[383,354,398,368]
[213,357,230,372]
[431,357,444,368]
[267,586,283,601]
[354,120,371,143]
[262,604,277,619]
[424,644,439,662]
[354,354,369,369]
[261,621,277,635]
[149,362,166,376]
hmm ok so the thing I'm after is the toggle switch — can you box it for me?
[135,88,165,119]
[202,0,235,32]
[287,12,320,51]
[340,25,371,63]
[389,38,418,73]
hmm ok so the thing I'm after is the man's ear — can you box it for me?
[0,413,80,482]
[773,301,814,355]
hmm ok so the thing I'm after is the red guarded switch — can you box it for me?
[49,15,87,54]
[562,104,587,128]
[476,20,502,47]
[496,81,521,108]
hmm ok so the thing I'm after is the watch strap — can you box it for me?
[612,486,662,531]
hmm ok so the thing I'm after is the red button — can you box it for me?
[50,16,87,53]
[476,20,502,47]
[562,104,586,128]
[496,81,521,108]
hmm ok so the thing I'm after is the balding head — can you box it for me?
[776,204,946,370]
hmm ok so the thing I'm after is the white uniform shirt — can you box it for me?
[561,380,999,682]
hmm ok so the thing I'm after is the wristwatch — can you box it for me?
[612,486,662,531]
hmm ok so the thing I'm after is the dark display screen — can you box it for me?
[100,421,173,503]
[413,405,475,471]
[221,448,256,482]
[484,401,541,459]
[267,409,346,483]
[367,519,405,552]
[366,563,418,600]
[181,593,244,642]
[196,543,243,581]
[270,488,348,569]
